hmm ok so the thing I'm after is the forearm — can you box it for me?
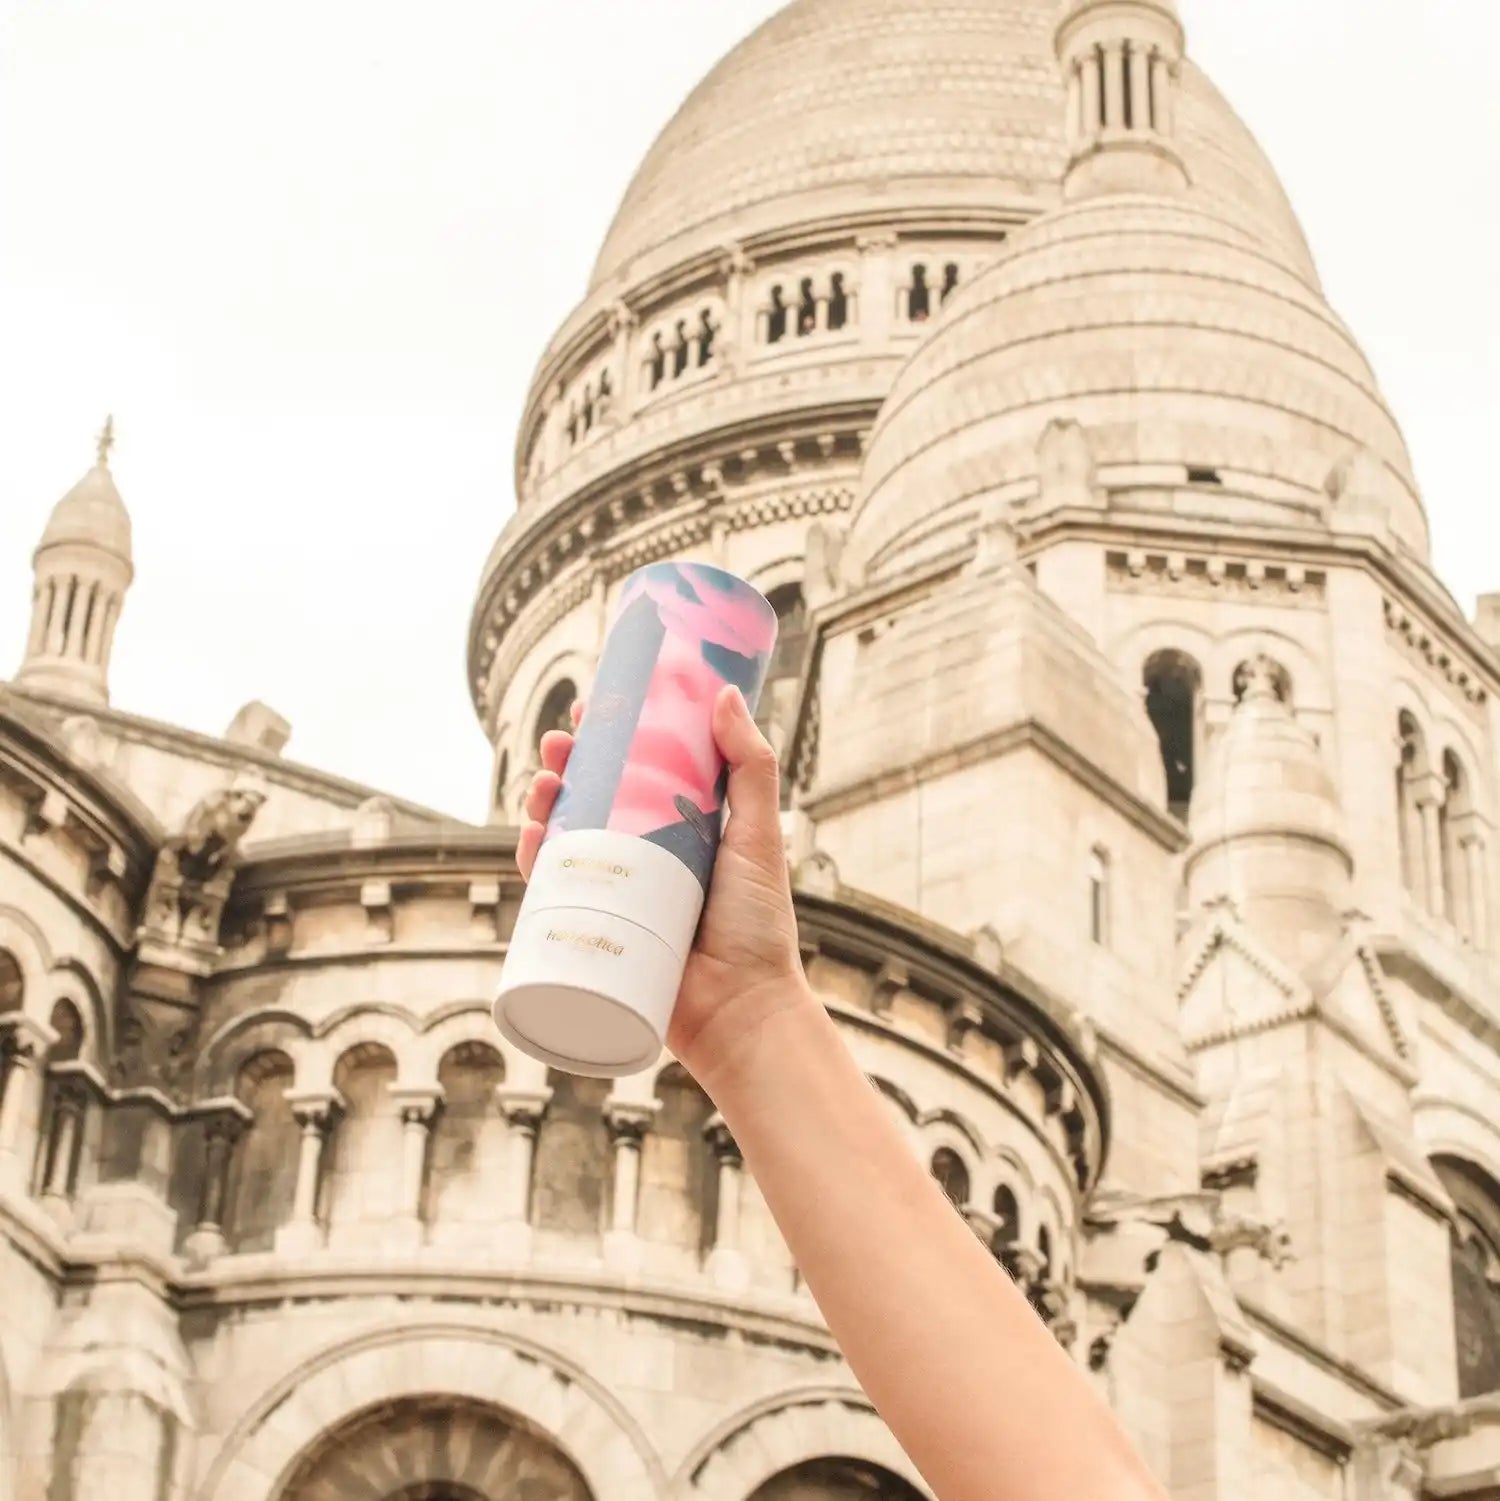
[699,984,1166,1501]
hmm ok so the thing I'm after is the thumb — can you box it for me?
[712,684,782,841]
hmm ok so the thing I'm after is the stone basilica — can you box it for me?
[3,0,1498,1497]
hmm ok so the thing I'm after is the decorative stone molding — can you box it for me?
[199,1323,666,1501]
[1384,595,1489,708]
[1106,547,1325,603]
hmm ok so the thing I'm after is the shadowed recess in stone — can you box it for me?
[276,1396,595,1501]
[750,1456,927,1501]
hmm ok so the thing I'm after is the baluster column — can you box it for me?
[1413,772,1447,918]
[603,1099,658,1272]
[705,1114,749,1291]
[0,1017,52,1195]
[183,1110,248,1266]
[496,1085,551,1259]
[390,1086,443,1248]
[278,1089,341,1254]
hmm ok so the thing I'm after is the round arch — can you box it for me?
[678,1387,931,1500]
[275,1395,594,1501]
[197,1324,664,1501]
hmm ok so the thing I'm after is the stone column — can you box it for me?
[1065,61,1082,144]
[495,1085,551,1259]
[278,1089,341,1254]
[603,1099,657,1272]
[1101,42,1125,128]
[36,1077,89,1225]
[719,243,754,376]
[1462,833,1490,948]
[705,1114,749,1291]
[1413,772,1447,917]
[0,1018,51,1195]
[389,1086,443,1248]
[1128,45,1150,131]
[1080,52,1102,136]
[1150,52,1170,132]
[855,231,897,346]
[183,1112,246,1266]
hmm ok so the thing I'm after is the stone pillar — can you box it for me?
[1463,833,1490,948]
[0,1018,51,1194]
[855,231,897,346]
[183,1113,246,1265]
[37,1077,89,1225]
[278,1089,340,1254]
[495,1085,551,1259]
[1080,52,1102,136]
[1150,52,1170,131]
[1414,773,1447,917]
[1065,61,1082,143]
[720,244,754,375]
[1101,43,1125,128]
[1128,45,1150,130]
[705,1114,749,1291]
[603,1099,657,1272]
[389,1086,443,1248]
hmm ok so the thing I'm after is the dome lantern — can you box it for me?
[16,418,135,706]
[1057,0,1188,200]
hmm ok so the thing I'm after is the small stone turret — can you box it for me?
[16,418,134,705]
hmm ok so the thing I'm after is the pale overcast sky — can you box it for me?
[1,1,1495,822]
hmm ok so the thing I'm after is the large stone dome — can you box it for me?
[849,193,1426,580]
[589,0,1318,292]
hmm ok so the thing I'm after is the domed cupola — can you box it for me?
[1056,0,1187,201]
[16,418,134,705]
[844,0,1426,584]
[1184,655,1353,970]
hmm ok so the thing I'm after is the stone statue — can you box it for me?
[142,782,266,949]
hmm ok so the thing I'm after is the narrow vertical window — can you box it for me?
[908,264,931,323]
[796,278,817,336]
[696,308,717,365]
[1089,847,1110,946]
[766,285,788,344]
[827,273,849,331]
[1143,649,1202,820]
[941,263,960,305]
[931,1148,971,1209]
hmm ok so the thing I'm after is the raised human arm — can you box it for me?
[520,687,1167,1501]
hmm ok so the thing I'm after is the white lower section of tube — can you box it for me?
[494,828,709,1077]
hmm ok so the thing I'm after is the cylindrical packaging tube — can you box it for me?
[494,562,779,1077]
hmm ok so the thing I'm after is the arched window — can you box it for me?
[1396,712,1428,901]
[907,264,931,323]
[1434,1157,1500,1397]
[531,1069,610,1237]
[941,262,960,305]
[1232,656,1292,705]
[0,949,21,1014]
[534,678,576,747]
[766,285,789,344]
[35,1000,87,1202]
[697,308,717,365]
[647,330,667,389]
[1088,847,1110,946]
[750,1458,926,1501]
[425,1042,507,1235]
[228,1050,299,1252]
[672,319,691,376]
[756,583,810,809]
[992,1184,1022,1274]
[326,1044,401,1233]
[1142,649,1202,819]
[930,1148,971,1209]
[827,272,849,331]
[639,1063,717,1263]
[1440,750,1470,934]
[796,277,817,336]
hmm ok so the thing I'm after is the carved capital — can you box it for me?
[390,1086,443,1127]
[285,1088,342,1134]
[603,1098,658,1146]
[496,1086,552,1134]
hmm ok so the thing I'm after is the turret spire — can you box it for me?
[15,423,134,706]
[1056,0,1189,202]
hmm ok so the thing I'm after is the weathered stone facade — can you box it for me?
[3,1,1498,1498]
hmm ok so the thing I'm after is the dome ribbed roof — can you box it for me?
[849,194,1425,580]
[38,463,132,562]
[589,0,1317,292]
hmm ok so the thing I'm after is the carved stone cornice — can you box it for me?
[793,887,1107,1193]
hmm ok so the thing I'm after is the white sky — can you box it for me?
[1,0,1495,823]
